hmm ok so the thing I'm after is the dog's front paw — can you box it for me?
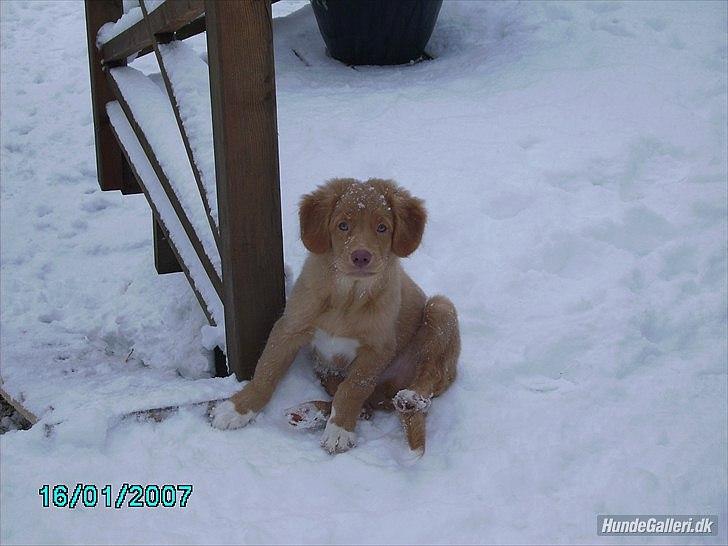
[320,421,356,454]
[210,400,257,430]
[393,389,432,413]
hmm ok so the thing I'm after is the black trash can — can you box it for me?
[310,0,443,66]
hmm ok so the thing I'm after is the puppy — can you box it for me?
[211,178,460,455]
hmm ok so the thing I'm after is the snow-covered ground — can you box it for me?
[1,0,726,544]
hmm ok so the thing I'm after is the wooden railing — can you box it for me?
[84,0,286,380]
[101,0,205,65]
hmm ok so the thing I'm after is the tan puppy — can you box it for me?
[211,178,460,455]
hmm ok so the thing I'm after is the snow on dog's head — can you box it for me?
[299,178,427,280]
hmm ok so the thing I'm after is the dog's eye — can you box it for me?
[377,223,387,233]
[338,221,349,231]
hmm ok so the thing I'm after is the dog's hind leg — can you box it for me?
[286,400,372,429]
[286,400,332,429]
[397,295,460,404]
[393,295,460,454]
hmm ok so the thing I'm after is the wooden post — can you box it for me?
[153,214,183,275]
[206,0,285,380]
[84,0,139,194]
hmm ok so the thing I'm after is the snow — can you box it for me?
[108,66,221,277]
[1,0,726,544]
[97,0,166,46]
[157,40,219,229]
[106,100,223,325]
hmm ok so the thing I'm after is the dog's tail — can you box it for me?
[398,410,426,456]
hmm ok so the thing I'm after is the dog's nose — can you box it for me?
[351,249,372,268]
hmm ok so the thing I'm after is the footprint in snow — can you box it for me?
[38,309,63,324]
[33,221,52,231]
[586,207,675,257]
[515,375,576,394]
[590,18,635,38]
[3,142,23,154]
[481,191,534,220]
[81,195,113,213]
[71,219,88,231]
[643,17,667,32]
[35,205,52,218]
[668,33,686,50]
[11,124,33,136]
[517,135,541,150]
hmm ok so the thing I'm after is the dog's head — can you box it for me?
[299,178,427,278]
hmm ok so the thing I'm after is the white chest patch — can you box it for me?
[311,328,360,365]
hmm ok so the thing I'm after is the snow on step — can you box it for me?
[97,0,167,46]
[108,66,221,278]
[157,40,219,228]
[107,101,224,325]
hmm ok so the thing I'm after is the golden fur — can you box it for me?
[212,178,460,455]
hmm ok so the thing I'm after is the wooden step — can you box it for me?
[107,100,224,326]
[107,66,222,297]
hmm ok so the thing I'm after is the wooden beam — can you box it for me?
[206,0,286,380]
[84,0,138,193]
[105,68,223,300]
[104,20,201,64]
[153,214,183,274]
[0,385,39,426]
[120,154,142,194]
[174,14,206,41]
[101,0,205,65]
[99,1,284,64]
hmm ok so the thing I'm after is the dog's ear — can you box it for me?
[391,187,427,257]
[375,180,427,257]
[299,179,352,254]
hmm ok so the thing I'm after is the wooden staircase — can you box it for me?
[84,0,286,380]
